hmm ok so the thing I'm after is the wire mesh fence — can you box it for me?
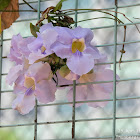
[0,0,140,140]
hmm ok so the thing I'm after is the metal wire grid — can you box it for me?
[0,0,140,139]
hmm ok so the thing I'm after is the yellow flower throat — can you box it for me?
[71,38,85,53]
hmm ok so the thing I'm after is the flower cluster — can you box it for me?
[7,23,119,115]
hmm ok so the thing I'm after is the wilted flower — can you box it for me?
[67,69,118,107]
[61,54,120,107]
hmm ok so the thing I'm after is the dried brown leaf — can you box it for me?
[1,0,19,33]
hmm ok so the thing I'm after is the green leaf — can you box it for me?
[59,65,70,78]
[0,0,11,10]
[54,0,67,12]
[30,23,39,37]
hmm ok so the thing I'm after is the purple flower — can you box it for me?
[28,23,58,64]
[6,65,23,86]
[51,26,101,75]
[6,59,31,86]
[94,53,111,72]
[63,54,120,108]
[7,21,120,114]
[7,34,35,86]
[12,62,56,115]
[8,34,35,64]
[67,70,116,108]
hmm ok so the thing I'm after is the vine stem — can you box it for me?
[23,0,38,12]
[36,6,54,26]
[51,9,124,24]
[77,16,122,24]
[119,25,127,69]
[62,8,140,33]
[0,0,41,13]
[0,10,36,12]
[133,17,140,20]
